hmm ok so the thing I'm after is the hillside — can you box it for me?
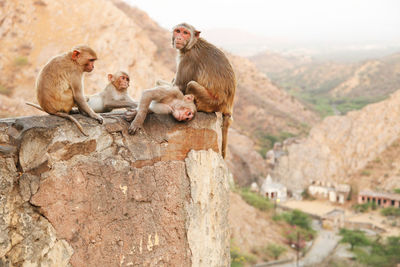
[273,89,400,195]
[249,50,312,75]
[250,50,400,117]
[330,53,400,98]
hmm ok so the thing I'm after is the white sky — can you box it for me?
[125,0,400,45]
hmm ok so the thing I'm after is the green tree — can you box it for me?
[282,209,312,230]
[339,228,370,250]
[266,244,287,260]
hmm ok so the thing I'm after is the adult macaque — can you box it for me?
[171,22,236,158]
[29,45,103,136]
[87,71,137,113]
[124,85,196,134]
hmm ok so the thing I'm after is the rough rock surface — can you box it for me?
[0,112,230,266]
[273,90,400,195]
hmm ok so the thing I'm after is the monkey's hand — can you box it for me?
[123,109,137,122]
[128,121,142,135]
[93,114,104,124]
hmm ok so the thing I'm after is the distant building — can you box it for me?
[308,181,350,204]
[322,209,345,229]
[260,174,287,202]
[358,190,400,208]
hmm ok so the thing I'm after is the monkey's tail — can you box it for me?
[54,112,88,136]
[26,102,44,111]
[26,102,88,136]
[221,114,232,159]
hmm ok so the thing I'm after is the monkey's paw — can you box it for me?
[95,115,104,124]
[128,123,142,135]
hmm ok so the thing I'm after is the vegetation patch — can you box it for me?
[14,56,29,66]
[352,202,377,213]
[0,84,12,96]
[230,239,257,267]
[256,131,295,158]
[381,207,400,217]
[354,235,400,267]
[238,188,272,212]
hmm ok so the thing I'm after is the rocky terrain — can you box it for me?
[273,89,400,195]
[0,112,230,266]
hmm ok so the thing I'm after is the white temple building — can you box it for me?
[260,174,287,202]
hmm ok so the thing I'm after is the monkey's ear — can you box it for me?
[71,50,81,60]
[184,94,195,102]
[107,74,113,82]
[194,31,201,38]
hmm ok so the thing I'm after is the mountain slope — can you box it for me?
[273,89,400,195]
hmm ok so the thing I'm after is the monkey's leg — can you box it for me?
[54,112,88,136]
[186,81,220,112]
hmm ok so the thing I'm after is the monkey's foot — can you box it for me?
[128,124,141,135]
[123,109,137,122]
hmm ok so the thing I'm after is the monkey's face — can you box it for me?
[84,58,96,72]
[116,75,130,90]
[72,50,97,72]
[172,107,195,122]
[172,94,196,121]
[173,27,192,49]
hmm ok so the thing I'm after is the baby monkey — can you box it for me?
[87,71,137,113]
[124,85,196,134]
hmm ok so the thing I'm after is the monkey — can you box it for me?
[124,85,196,134]
[171,22,236,158]
[28,45,103,136]
[87,71,137,113]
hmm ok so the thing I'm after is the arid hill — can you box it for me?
[250,49,400,116]
[273,89,400,195]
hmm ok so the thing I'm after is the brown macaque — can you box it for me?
[124,85,196,134]
[171,22,236,158]
[28,45,103,136]
[87,71,137,113]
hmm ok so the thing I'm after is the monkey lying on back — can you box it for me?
[124,85,196,134]
[87,71,137,113]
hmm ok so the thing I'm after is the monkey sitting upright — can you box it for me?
[171,23,236,158]
[87,71,137,113]
[27,45,103,136]
[124,85,196,134]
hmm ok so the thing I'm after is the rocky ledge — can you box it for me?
[0,112,230,267]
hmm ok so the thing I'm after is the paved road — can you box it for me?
[273,229,341,267]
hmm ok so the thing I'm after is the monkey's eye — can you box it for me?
[187,112,192,116]
[89,59,96,62]
[175,29,180,33]
[183,31,188,35]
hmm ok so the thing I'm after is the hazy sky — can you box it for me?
[125,0,400,45]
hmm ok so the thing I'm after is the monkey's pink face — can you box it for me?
[173,27,191,49]
[172,94,196,121]
[172,107,195,122]
[117,75,130,90]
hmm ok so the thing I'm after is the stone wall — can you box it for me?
[0,112,230,267]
